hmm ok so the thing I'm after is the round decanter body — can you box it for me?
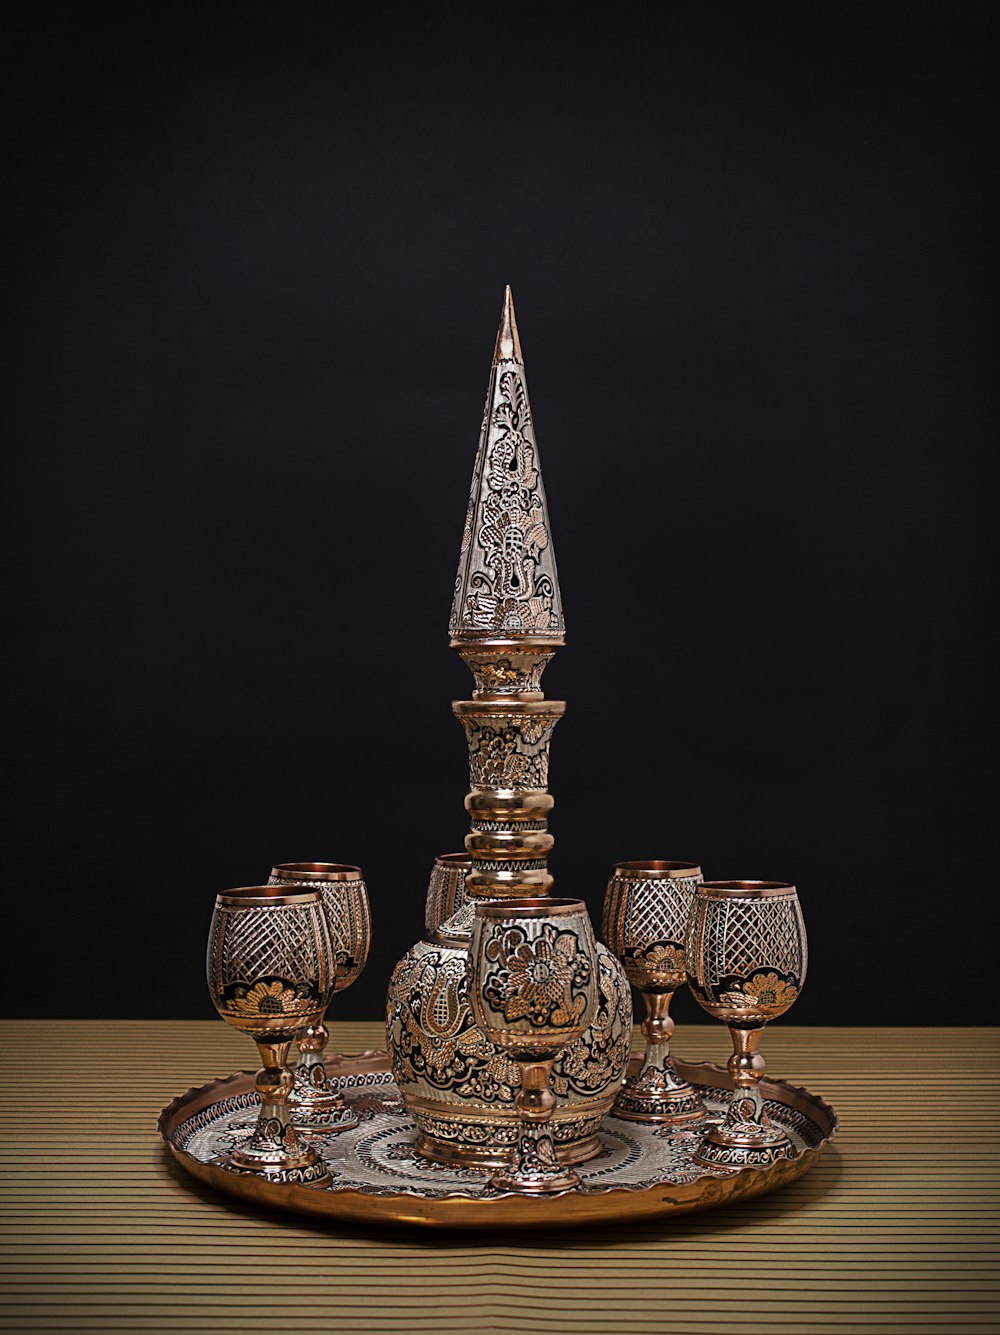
[386,921,632,1167]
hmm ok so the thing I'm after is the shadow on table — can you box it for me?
[161,1142,844,1251]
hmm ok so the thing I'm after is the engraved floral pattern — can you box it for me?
[640,943,687,974]
[484,923,592,1028]
[460,652,554,696]
[451,369,563,636]
[226,979,315,1017]
[461,714,560,789]
[720,972,799,1011]
[718,991,756,1008]
[385,933,632,1156]
[742,972,800,1008]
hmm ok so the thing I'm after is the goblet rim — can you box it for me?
[270,862,364,882]
[612,859,702,877]
[696,880,797,899]
[434,852,472,867]
[473,896,589,920]
[217,884,324,907]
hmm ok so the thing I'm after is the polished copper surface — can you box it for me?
[612,860,702,877]
[216,884,322,908]
[695,880,797,898]
[270,862,364,882]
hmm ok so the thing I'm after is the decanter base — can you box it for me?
[416,1129,604,1171]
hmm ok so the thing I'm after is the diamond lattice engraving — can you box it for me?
[704,897,806,989]
[215,902,328,988]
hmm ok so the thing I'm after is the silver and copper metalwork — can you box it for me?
[206,884,335,1184]
[266,863,371,1133]
[424,853,471,936]
[385,288,631,1168]
[685,880,808,1169]
[602,860,706,1122]
[469,898,600,1194]
[161,1049,838,1227]
[164,285,840,1229]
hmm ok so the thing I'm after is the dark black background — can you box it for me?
[7,3,997,1025]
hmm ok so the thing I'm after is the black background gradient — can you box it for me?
[7,3,997,1024]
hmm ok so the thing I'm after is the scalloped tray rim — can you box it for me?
[158,1050,838,1229]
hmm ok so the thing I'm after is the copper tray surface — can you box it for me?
[158,1050,837,1228]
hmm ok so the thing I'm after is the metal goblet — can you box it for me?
[602,860,706,1123]
[206,885,336,1185]
[424,852,471,936]
[469,898,599,1195]
[685,880,807,1170]
[267,863,371,1133]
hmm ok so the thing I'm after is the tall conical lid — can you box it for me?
[449,287,565,643]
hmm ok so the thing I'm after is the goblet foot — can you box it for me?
[693,1088,793,1171]
[489,1126,583,1196]
[289,1022,359,1133]
[227,1114,332,1186]
[613,992,705,1123]
[226,1043,333,1185]
[693,1125,794,1171]
[289,1058,359,1133]
[613,1059,705,1123]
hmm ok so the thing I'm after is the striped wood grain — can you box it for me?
[2,1022,998,1334]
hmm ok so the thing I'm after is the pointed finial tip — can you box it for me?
[493,284,523,364]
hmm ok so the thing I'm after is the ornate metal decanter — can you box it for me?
[385,289,632,1166]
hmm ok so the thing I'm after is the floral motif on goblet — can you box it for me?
[602,860,706,1123]
[206,885,336,1185]
[469,898,599,1195]
[267,863,371,1133]
[485,921,591,1026]
[684,880,808,1170]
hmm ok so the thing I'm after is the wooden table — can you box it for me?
[2,1023,997,1333]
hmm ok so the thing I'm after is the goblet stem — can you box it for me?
[248,1040,295,1148]
[613,990,704,1122]
[727,1025,768,1125]
[227,1039,332,1186]
[489,1058,583,1196]
[289,1018,359,1133]
[693,1025,793,1170]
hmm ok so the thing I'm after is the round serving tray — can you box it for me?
[159,1050,837,1228]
